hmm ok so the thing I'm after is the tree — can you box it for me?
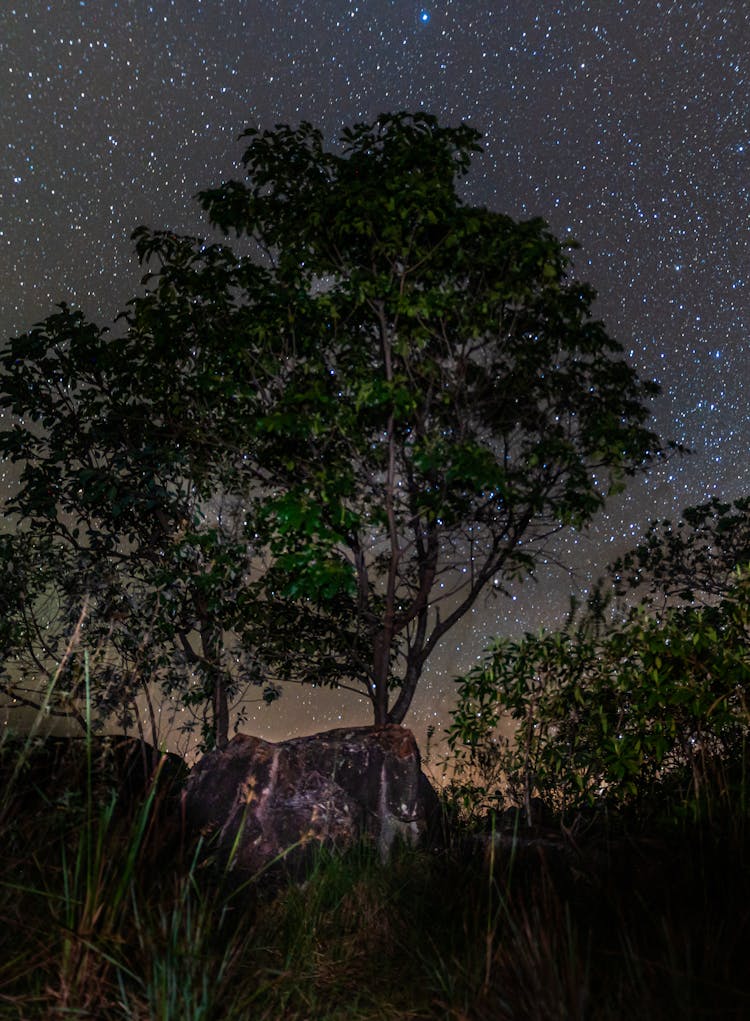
[608,496,750,609]
[1,112,663,742]
[0,303,277,749]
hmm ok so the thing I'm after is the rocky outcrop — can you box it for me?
[184,725,438,876]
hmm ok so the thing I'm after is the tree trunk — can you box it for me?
[372,632,390,726]
[386,658,420,725]
[213,674,229,749]
[199,618,229,749]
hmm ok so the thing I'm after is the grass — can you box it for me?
[1,729,750,1019]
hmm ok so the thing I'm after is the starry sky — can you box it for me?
[1,1,748,752]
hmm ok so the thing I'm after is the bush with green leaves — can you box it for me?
[448,569,750,821]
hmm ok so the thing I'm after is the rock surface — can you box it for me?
[184,725,437,875]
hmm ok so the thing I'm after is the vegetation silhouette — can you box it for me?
[0,112,663,746]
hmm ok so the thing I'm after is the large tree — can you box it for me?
[1,112,662,742]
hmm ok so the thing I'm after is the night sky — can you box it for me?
[1,1,748,751]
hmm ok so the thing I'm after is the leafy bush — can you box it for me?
[447,570,750,823]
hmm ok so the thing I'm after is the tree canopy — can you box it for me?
[1,112,663,746]
[608,496,750,608]
[0,303,277,748]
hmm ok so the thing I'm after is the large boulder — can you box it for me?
[184,725,438,875]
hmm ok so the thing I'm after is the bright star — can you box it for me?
[419,9,430,23]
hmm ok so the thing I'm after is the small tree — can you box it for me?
[0,303,276,748]
[1,112,663,740]
[609,496,750,609]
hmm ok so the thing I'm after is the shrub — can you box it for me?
[447,570,750,823]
